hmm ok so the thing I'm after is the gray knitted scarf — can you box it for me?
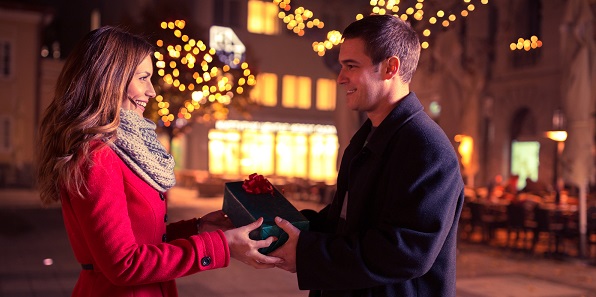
[108,109,176,192]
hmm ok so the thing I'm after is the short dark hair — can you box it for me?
[342,14,421,83]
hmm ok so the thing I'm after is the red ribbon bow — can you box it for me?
[242,173,274,195]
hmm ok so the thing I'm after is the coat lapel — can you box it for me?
[342,93,425,231]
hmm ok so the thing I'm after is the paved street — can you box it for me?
[1,187,595,297]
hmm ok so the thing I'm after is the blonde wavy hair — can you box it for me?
[37,26,154,205]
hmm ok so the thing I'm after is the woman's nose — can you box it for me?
[147,84,156,98]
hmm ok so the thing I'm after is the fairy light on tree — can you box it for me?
[148,19,257,142]
[274,0,325,37]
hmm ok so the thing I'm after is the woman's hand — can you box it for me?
[198,210,234,233]
[223,217,284,269]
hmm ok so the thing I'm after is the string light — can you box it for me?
[270,0,490,54]
[509,35,543,51]
[154,20,256,127]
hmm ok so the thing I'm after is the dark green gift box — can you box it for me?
[222,181,309,254]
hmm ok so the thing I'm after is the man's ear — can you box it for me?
[383,56,399,79]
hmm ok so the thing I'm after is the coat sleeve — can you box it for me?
[68,148,230,286]
[162,191,201,240]
[166,218,199,240]
[300,205,330,232]
[295,126,464,291]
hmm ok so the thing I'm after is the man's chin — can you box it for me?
[347,103,359,111]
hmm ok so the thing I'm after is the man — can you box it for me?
[271,14,464,296]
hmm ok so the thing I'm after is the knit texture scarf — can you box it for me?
[109,109,176,192]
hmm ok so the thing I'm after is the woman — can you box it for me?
[37,26,281,297]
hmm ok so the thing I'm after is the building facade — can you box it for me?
[177,0,366,190]
[0,4,60,187]
[1,0,594,196]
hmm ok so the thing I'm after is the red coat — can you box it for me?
[60,143,230,296]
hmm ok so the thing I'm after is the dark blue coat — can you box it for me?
[296,92,465,297]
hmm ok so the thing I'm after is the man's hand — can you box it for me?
[269,216,300,273]
[223,217,284,269]
[198,210,234,233]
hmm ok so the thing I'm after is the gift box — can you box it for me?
[222,179,309,254]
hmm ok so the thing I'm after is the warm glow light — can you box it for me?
[545,131,568,142]
[455,134,473,168]
[210,124,336,181]
[510,36,542,51]
[154,19,257,125]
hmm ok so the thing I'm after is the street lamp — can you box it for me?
[545,109,567,204]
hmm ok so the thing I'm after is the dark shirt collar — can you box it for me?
[351,92,425,155]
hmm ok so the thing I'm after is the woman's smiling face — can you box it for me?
[122,55,156,117]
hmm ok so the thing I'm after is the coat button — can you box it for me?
[162,234,167,242]
[200,256,212,266]
[159,193,165,201]
[164,214,168,222]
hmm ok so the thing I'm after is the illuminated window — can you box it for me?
[276,132,308,178]
[251,72,278,106]
[91,9,101,30]
[0,40,12,79]
[309,134,338,183]
[316,78,336,111]
[240,130,274,175]
[511,141,540,190]
[208,130,240,175]
[208,121,338,183]
[247,0,280,35]
[171,136,187,170]
[282,75,311,109]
